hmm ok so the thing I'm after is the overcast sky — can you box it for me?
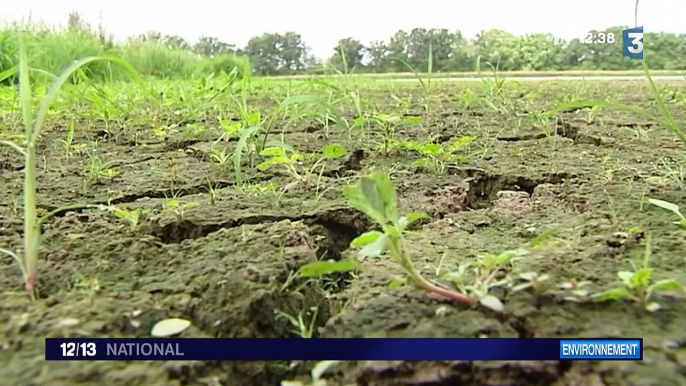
[2,0,684,58]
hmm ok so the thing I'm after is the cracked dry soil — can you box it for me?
[1,81,686,386]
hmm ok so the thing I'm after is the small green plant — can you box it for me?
[181,123,205,138]
[0,37,141,297]
[441,229,556,311]
[85,154,120,183]
[209,147,232,168]
[204,181,222,205]
[399,136,474,175]
[455,88,479,110]
[163,199,197,225]
[528,112,554,138]
[112,207,147,231]
[257,144,346,190]
[370,113,420,156]
[591,234,684,311]
[511,271,551,295]
[344,172,474,305]
[56,119,76,159]
[646,198,686,228]
[275,307,319,338]
[583,105,603,125]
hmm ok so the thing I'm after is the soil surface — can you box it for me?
[1,80,686,386]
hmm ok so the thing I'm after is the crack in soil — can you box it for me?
[497,122,602,146]
[152,206,370,250]
[449,167,571,209]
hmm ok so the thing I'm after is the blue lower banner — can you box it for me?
[45,338,642,361]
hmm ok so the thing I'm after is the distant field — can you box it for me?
[269,69,686,80]
[2,74,686,386]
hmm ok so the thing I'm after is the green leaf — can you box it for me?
[256,159,278,171]
[631,268,652,288]
[350,231,383,247]
[413,159,428,167]
[322,144,346,158]
[361,176,387,221]
[527,228,557,248]
[648,198,684,218]
[399,212,429,228]
[371,172,398,221]
[591,287,631,302]
[234,126,260,184]
[358,234,388,258]
[404,116,422,125]
[297,260,360,277]
[260,147,286,156]
[387,277,406,289]
[617,271,635,286]
[648,279,682,293]
[479,295,504,312]
[447,136,475,152]
[342,184,382,224]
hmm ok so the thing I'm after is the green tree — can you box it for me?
[472,29,522,70]
[366,40,390,72]
[329,37,365,71]
[518,33,566,70]
[194,36,235,57]
[245,32,310,75]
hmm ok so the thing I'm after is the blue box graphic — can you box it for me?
[623,26,644,59]
[560,339,642,359]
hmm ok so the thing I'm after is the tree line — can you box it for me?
[2,12,685,79]
[138,27,686,75]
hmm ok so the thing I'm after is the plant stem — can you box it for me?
[391,233,474,305]
[24,144,39,296]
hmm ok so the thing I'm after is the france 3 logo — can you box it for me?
[622,26,644,60]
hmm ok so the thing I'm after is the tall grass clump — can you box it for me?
[0,35,142,299]
[119,41,198,78]
[0,23,119,82]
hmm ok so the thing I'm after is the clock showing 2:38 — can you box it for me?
[582,32,616,44]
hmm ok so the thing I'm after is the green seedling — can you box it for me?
[181,123,205,138]
[344,172,474,305]
[85,154,120,183]
[275,307,319,338]
[209,147,232,168]
[0,38,141,297]
[152,125,167,138]
[399,136,474,175]
[163,199,197,225]
[441,229,557,312]
[369,113,421,156]
[557,279,592,303]
[441,249,525,312]
[56,120,76,159]
[476,56,510,113]
[527,112,554,138]
[112,208,148,231]
[455,88,479,110]
[511,271,551,295]
[204,181,222,205]
[257,144,346,190]
[591,234,684,311]
[646,198,686,228]
[583,105,603,125]
[214,119,242,145]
